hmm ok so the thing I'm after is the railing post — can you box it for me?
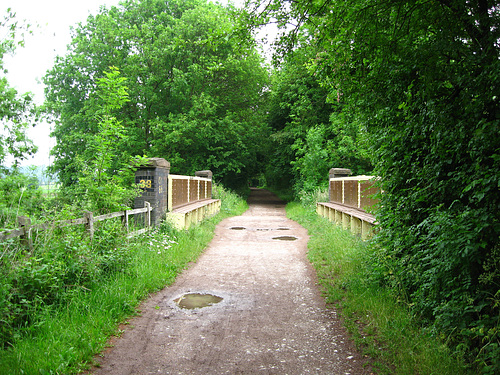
[17,216,33,250]
[195,170,213,200]
[84,211,94,239]
[122,209,129,233]
[145,201,151,228]
[168,175,173,212]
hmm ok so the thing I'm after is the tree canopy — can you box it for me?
[44,0,270,190]
[244,0,500,370]
[264,40,372,194]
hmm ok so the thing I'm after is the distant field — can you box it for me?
[39,183,60,195]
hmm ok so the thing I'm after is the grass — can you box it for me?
[286,201,470,375]
[2,185,470,374]
[0,187,247,374]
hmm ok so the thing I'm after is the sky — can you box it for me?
[3,0,124,167]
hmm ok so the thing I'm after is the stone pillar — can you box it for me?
[195,170,213,179]
[329,168,352,179]
[328,168,352,204]
[134,158,170,226]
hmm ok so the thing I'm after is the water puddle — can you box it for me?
[272,236,298,241]
[257,227,290,231]
[229,226,246,230]
[174,293,223,309]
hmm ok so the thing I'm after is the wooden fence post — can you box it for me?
[17,216,33,250]
[84,211,94,239]
[145,201,151,229]
[123,209,129,233]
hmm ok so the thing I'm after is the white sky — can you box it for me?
[3,0,123,167]
[3,0,270,168]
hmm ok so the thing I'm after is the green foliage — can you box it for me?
[0,184,245,373]
[0,170,45,228]
[0,218,129,350]
[263,42,371,196]
[58,67,146,212]
[0,9,39,168]
[44,0,270,191]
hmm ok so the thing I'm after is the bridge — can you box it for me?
[316,168,379,240]
[134,157,221,230]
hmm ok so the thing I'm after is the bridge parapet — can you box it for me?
[134,158,220,229]
[318,169,379,240]
[328,175,379,212]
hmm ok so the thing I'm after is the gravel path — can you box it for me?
[90,189,369,374]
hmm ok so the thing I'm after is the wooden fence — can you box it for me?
[0,202,152,249]
[1,158,220,247]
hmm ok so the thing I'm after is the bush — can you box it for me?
[0,171,46,228]
[0,218,133,349]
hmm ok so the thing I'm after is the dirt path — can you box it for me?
[91,189,369,374]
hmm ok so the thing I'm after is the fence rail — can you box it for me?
[0,202,152,248]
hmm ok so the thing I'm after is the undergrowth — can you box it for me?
[286,201,470,375]
[0,184,247,374]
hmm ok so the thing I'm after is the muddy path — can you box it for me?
[91,188,369,374]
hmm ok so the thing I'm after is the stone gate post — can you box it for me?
[134,158,170,226]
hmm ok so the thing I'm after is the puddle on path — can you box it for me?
[174,293,223,309]
[256,227,290,231]
[272,236,298,241]
[231,227,291,231]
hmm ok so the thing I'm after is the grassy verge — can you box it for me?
[0,187,247,375]
[286,201,470,375]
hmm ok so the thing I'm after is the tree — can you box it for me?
[0,8,38,169]
[44,0,270,190]
[263,41,371,195]
[66,67,145,212]
[244,0,500,371]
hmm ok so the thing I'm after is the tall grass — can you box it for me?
[287,201,470,375]
[0,185,247,374]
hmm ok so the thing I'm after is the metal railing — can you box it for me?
[168,174,213,211]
